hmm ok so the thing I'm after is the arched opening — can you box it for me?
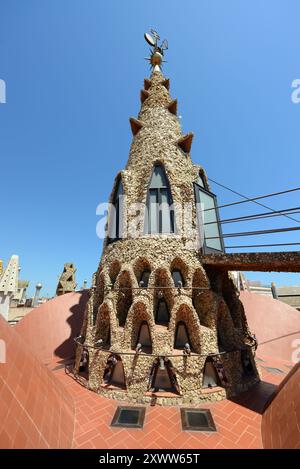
[109,260,121,286]
[78,349,89,379]
[107,177,124,244]
[174,321,191,350]
[103,355,126,389]
[155,299,170,325]
[172,270,184,287]
[241,349,255,377]
[144,164,175,234]
[149,358,179,394]
[95,304,111,347]
[136,321,152,354]
[153,268,173,326]
[116,271,133,326]
[202,357,221,389]
[170,258,188,287]
[140,271,151,288]
[173,304,200,353]
[133,257,151,288]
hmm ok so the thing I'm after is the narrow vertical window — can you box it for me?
[139,270,151,288]
[108,178,124,243]
[145,165,174,234]
[172,270,184,287]
[202,358,221,388]
[174,321,190,349]
[194,173,224,253]
[136,321,152,353]
[155,299,170,325]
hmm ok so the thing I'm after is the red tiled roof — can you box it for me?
[47,355,291,449]
[0,315,75,448]
[1,290,299,449]
[15,291,88,364]
[241,291,300,362]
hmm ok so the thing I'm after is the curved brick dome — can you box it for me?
[15,291,88,364]
[240,291,300,362]
[0,315,75,448]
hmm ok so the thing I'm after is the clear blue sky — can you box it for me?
[0,0,299,296]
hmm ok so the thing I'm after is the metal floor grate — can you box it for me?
[111,406,146,428]
[180,408,217,432]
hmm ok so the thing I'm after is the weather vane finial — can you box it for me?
[144,29,168,71]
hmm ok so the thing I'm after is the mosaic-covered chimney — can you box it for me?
[74,31,259,405]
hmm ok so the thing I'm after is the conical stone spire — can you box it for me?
[74,36,259,405]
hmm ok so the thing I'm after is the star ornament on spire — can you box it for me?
[144,29,168,71]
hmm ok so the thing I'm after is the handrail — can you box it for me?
[74,336,257,358]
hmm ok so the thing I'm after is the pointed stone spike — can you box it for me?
[162,78,170,90]
[167,99,177,116]
[129,117,143,136]
[144,78,151,90]
[141,89,149,103]
[177,132,194,153]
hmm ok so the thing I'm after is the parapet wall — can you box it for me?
[262,362,300,448]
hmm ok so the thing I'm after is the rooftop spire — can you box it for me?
[144,28,168,72]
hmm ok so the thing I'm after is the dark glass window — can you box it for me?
[136,321,152,353]
[139,270,150,288]
[155,299,170,325]
[108,178,124,243]
[194,174,224,254]
[172,270,184,287]
[145,165,175,234]
[150,360,179,393]
[202,358,221,388]
[174,321,190,349]
[103,355,126,388]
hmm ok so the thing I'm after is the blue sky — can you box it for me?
[0,0,299,296]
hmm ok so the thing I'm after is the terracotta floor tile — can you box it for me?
[236,431,256,449]
[75,428,103,446]
[2,350,293,449]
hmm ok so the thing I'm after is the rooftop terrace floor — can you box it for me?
[46,354,292,449]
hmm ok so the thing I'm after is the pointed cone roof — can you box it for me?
[126,69,194,170]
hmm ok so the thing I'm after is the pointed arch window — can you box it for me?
[145,165,175,234]
[103,355,126,388]
[172,270,184,287]
[136,321,152,353]
[139,270,151,288]
[202,357,221,388]
[174,321,191,349]
[194,173,224,254]
[78,349,89,379]
[155,299,170,325]
[108,177,124,244]
[150,359,179,393]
